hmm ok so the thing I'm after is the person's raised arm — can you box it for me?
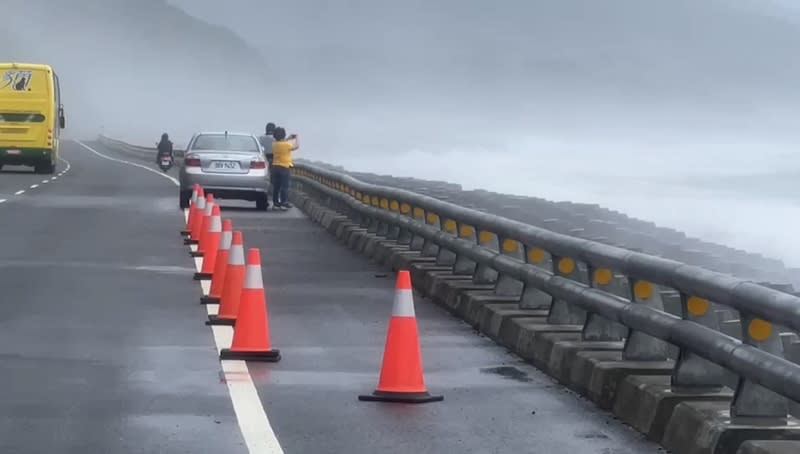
[289,133,300,151]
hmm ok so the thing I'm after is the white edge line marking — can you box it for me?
[75,140,179,185]
[14,190,24,195]
[78,140,284,454]
[30,184,38,189]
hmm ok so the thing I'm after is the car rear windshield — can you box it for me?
[192,134,259,152]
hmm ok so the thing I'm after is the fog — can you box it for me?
[4,0,800,266]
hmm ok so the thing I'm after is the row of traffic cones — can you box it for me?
[182,184,442,403]
[183,184,280,362]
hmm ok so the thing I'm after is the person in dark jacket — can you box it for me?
[156,133,173,163]
[259,122,276,166]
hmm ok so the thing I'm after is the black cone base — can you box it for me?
[181,230,190,236]
[199,295,220,305]
[220,348,281,362]
[190,250,204,258]
[184,238,199,245]
[206,315,236,326]
[193,272,213,281]
[358,390,444,404]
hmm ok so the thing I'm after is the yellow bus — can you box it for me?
[0,62,65,174]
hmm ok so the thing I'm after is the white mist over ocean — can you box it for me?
[4,0,800,267]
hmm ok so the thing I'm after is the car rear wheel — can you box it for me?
[179,190,191,209]
[256,194,269,211]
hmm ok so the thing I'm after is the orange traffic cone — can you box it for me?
[200,219,233,304]
[181,184,200,236]
[220,248,281,362]
[206,230,245,326]
[194,205,223,280]
[184,190,206,245]
[359,270,443,404]
[191,195,216,258]
[183,185,203,240]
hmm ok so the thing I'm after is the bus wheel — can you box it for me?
[35,161,56,174]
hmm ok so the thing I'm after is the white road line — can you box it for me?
[0,158,70,206]
[79,141,284,454]
[193,249,282,453]
[75,140,179,186]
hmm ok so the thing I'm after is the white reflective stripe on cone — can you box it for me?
[196,197,206,210]
[203,201,214,216]
[218,231,232,250]
[228,244,245,265]
[242,264,263,290]
[391,289,416,317]
[209,215,222,232]
[191,190,198,204]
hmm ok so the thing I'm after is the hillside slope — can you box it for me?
[2,0,271,141]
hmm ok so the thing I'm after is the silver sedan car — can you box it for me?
[178,131,270,210]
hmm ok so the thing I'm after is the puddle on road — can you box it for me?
[479,365,533,383]
[574,430,610,440]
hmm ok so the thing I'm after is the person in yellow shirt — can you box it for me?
[270,127,299,210]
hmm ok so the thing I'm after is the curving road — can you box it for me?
[0,159,70,205]
[0,139,663,453]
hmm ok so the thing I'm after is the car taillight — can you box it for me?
[250,161,266,169]
[185,158,201,167]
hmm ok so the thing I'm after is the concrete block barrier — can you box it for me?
[286,177,800,454]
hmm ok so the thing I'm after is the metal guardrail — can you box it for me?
[288,163,800,421]
[98,136,155,155]
[100,135,800,422]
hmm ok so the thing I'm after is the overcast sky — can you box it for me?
[5,0,800,263]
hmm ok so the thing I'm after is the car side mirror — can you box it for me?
[58,105,65,128]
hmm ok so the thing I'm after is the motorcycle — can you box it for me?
[158,154,173,172]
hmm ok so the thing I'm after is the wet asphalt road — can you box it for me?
[0,158,67,202]
[0,141,246,454]
[0,139,664,453]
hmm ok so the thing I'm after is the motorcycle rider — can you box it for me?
[156,133,173,164]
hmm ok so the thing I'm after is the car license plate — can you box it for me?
[6,149,20,155]
[161,159,170,165]
[211,161,240,171]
